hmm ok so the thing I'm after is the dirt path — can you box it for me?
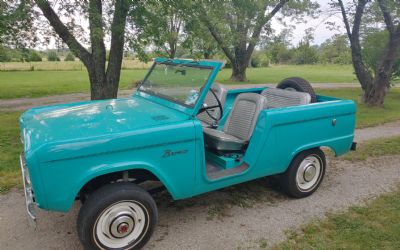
[0,83,369,112]
[355,120,400,142]
[1,123,400,249]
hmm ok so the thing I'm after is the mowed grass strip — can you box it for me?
[274,189,400,250]
[342,136,400,161]
[0,112,22,193]
[0,64,357,99]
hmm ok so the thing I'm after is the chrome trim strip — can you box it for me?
[20,153,37,226]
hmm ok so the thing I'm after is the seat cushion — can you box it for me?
[261,88,311,108]
[223,93,267,141]
[203,127,246,152]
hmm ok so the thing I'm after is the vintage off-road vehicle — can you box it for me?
[19,58,356,249]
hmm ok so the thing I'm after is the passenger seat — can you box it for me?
[261,88,311,108]
[203,93,267,153]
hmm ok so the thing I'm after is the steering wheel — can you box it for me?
[199,88,223,122]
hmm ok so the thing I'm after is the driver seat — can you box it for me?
[203,93,267,153]
[197,83,227,127]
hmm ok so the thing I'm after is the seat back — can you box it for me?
[261,88,311,109]
[223,93,267,141]
[197,83,227,125]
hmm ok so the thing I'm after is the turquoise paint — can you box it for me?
[205,151,243,169]
[19,58,356,213]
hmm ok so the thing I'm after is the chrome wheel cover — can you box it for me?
[93,201,149,249]
[296,155,322,191]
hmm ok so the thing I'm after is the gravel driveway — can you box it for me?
[1,122,400,249]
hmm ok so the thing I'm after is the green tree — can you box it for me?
[130,1,185,59]
[189,0,318,81]
[336,0,400,106]
[319,35,351,64]
[0,1,35,46]
[183,19,219,59]
[64,52,75,61]
[291,29,318,65]
[266,29,293,64]
[28,51,42,62]
[34,0,134,100]
[47,51,60,61]
[0,45,11,62]
[251,51,270,67]
[292,44,318,64]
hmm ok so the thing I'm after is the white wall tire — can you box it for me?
[282,148,326,198]
[77,182,157,250]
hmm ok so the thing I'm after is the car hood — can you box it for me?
[20,96,190,153]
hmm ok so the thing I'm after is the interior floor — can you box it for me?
[206,161,249,180]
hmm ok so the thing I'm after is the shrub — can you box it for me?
[28,51,42,62]
[0,46,11,62]
[251,53,270,67]
[47,51,60,61]
[64,52,75,61]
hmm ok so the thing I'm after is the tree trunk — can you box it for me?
[338,0,400,107]
[35,0,129,101]
[230,61,248,82]
[362,33,400,106]
[88,76,119,100]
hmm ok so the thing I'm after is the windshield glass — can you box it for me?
[138,62,213,108]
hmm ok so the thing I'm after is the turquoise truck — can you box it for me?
[19,58,356,249]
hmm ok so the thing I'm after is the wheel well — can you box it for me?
[78,169,161,201]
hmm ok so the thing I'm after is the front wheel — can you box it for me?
[77,182,158,250]
[281,148,326,198]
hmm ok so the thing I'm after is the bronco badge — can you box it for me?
[162,149,188,158]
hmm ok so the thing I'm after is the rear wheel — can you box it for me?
[277,77,317,103]
[282,148,326,198]
[77,182,157,250]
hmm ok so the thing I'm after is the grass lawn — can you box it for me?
[0,64,357,99]
[274,189,400,250]
[342,136,400,161]
[317,88,400,128]
[0,112,22,193]
[0,69,148,99]
[0,60,152,71]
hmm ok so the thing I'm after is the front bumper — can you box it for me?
[20,153,37,226]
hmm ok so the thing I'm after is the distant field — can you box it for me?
[0,60,152,71]
[0,64,357,99]
[0,70,148,99]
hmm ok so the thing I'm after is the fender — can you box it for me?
[55,162,178,212]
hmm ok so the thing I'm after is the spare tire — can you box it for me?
[277,77,317,103]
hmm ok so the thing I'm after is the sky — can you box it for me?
[271,0,346,46]
[41,0,347,50]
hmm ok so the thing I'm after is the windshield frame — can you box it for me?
[136,58,223,116]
